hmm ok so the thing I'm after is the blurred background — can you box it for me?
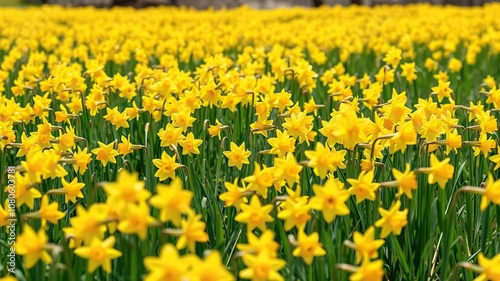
[2,0,496,9]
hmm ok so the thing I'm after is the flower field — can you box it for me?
[1,3,500,281]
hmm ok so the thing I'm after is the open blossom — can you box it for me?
[16,224,53,269]
[74,236,122,273]
[349,259,385,281]
[418,154,454,189]
[480,174,500,211]
[352,226,384,264]
[92,141,119,167]
[223,142,251,170]
[153,151,180,181]
[235,195,274,232]
[347,171,380,203]
[309,177,350,223]
[292,230,326,265]
[474,252,500,281]
[375,200,408,238]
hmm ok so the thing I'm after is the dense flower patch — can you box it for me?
[0,3,500,281]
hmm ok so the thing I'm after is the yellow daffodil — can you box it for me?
[347,171,380,204]
[391,164,418,199]
[417,153,454,189]
[237,230,279,257]
[223,142,251,170]
[117,202,157,240]
[474,252,500,281]
[92,141,119,167]
[150,177,192,226]
[153,151,180,181]
[309,177,350,223]
[189,251,235,281]
[177,209,209,252]
[74,236,122,273]
[352,226,385,264]
[178,132,203,155]
[304,142,346,179]
[375,200,408,238]
[16,224,52,269]
[243,163,274,199]
[349,259,385,281]
[292,230,326,265]
[480,174,500,211]
[273,153,303,187]
[240,249,286,281]
[235,195,274,232]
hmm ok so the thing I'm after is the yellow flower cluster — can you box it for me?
[0,3,500,281]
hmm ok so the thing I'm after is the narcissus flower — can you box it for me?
[347,171,380,203]
[401,62,417,83]
[237,230,279,257]
[172,107,196,132]
[243,163,274,199]
[309,177,350,223]
[177,209,209,252]
[392,164,418,199]
[442,129,462,154]
[92,141,119,167]
[189,251,235,281]
[143,244,191,281]
[292,230,326,265]
[474,252,500,281]
[431,80,453,102]
[223,142,251,170]
[273,153,303,187]
[240,249,286,281]
[267,129,296,158]
[448,57,462,73]
[383,46,402,68]
[390,121,417,153]
[235,195,274,232]
[74,236,122,273]
[480,174,500,211]
[58,177,85,203]
[103,170,151,215]
[117,135,142,156]
[71,147,92,174]
[208,119,224,139]
[150,177,192,226]
[277,196,312,231]
[157,123,185,147]
[16,224,52,269]
[375,200,408,238]
[12,172,42,209]
[352,226,384,264]
[179,132,203,155]
[104,107,129,129]
[117,202,157,240]
[63,204,108,246]
[417,153,454,189]
[348,259,385,281]
[220,178,248,210]
[305,142,346,179]
[0,200,10,228]
[25,195,65,227]
[153,151,180,181]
